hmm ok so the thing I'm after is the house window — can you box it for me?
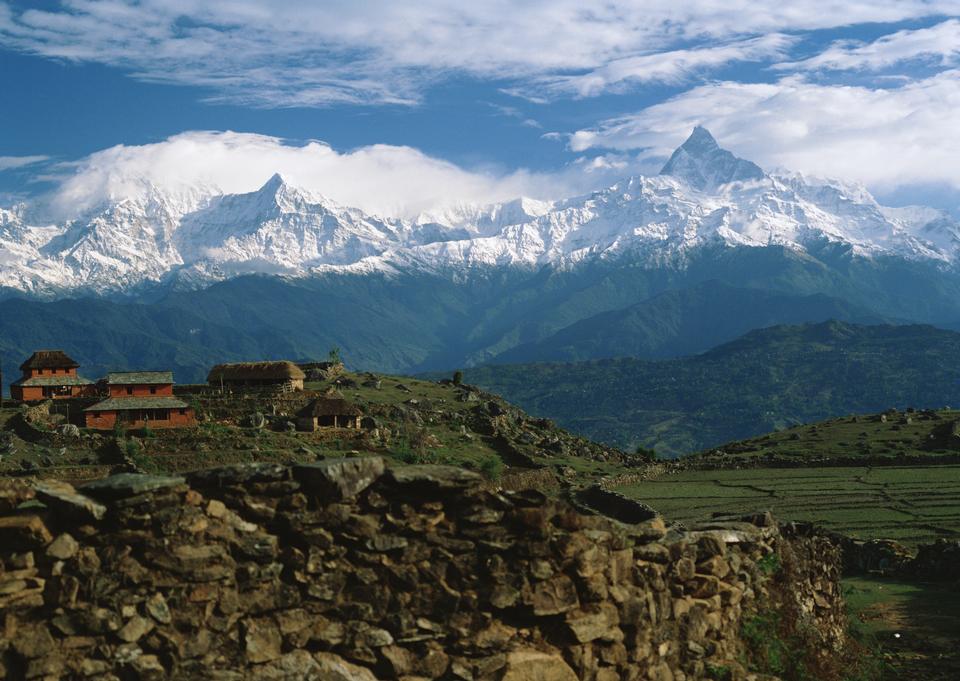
[38,368,43,375]
[150,387,157,394]
[179,409,186,415]
[127,387,134,395]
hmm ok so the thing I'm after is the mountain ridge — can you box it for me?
[2,128,959,298]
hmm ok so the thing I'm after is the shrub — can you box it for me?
[478,455,504,481]
[634,445,658,462]
[452,370,464,386]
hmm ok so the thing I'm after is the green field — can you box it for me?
[616,465,960,545]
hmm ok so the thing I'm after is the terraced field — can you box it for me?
[617,465,960,545]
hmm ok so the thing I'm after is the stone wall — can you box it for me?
[0,460,846,680]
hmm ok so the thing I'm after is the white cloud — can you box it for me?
[2,1,960,106]
[42,131,631,220]
[0,155,49,171]
[779,19,960,72]
[534,34,795,98]
[567,71,960,193]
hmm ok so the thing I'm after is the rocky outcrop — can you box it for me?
[0,459,846,680]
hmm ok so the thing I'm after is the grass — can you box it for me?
[616,465,960,546]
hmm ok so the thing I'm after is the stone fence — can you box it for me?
[0,459,846,680]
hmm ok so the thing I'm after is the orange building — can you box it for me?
[10,350,95,401]
[84,371,196,430]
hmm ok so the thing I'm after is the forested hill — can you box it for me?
[453,321,960,457]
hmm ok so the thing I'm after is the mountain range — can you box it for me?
[2,127,960,384]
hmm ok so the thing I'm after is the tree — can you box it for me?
[328,347,343,364]
[453,370,464,386]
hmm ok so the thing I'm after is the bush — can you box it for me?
[634,445,658,462]
[452,370,464,386]
[478,454,504,481]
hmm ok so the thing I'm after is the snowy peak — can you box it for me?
[660,126,766,192]
[1,128,959,297]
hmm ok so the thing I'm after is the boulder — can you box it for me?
[294,457,385,501]
[57,424,81,438]
[386,465,482,492]
[500,651,578,681]
[80,473,186,501]
[34,480,106,521]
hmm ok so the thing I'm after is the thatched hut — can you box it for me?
[297,397,363,431]
[207,361,305,393]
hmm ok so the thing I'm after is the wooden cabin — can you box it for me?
[84,371,195,430]
[297,397,363,431]
[10,350,95,401]
[207,361,305,393]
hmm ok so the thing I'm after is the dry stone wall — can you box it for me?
[0,459,845,680]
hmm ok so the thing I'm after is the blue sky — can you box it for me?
[2,2,960,217]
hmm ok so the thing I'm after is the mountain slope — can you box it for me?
[491,280,893,363]
[453,321,960,456]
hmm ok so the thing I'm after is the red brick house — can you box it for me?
[10,350,95,401]
[84,371,196,430]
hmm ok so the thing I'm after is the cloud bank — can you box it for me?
[44,131,634,220]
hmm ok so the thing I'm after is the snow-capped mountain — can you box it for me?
[2,128,958,297]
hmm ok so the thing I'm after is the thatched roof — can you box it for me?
[207,361,306,382]
[20,350,80,371]
[302,397,363,418]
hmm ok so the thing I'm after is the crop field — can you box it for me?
[616,465,960,545]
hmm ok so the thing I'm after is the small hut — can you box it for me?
[207,361,305,393]
[297,397,363,431]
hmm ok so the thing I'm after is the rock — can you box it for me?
[313,652,379,681]
[245,618,283,663]
[249,412,267,429]
[46,533,80,560]
[294,457,385,501]
[187,463,290,488]
[145,593,172,624]
[0,479,35,513]
[34,480,107,521]
[500,650,578,681]
[565,603,621,643]
[529,574,580,615]
[0,515,52,549]
[117,615,154,643]
[126,654,166,680]
[249,650,322,680]
[386,465,482,492]
[80,473,186,501]
[57,423,81,438]
[11,623,56,659]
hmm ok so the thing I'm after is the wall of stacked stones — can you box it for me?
[0,459,845,680]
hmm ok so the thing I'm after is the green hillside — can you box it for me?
[456,321,960,457]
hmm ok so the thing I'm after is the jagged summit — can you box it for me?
[660,126,766,191]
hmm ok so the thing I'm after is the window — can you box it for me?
[179,409,186,415]
[126,387,133,395]
[38,368,43,375]
[150,387,157,394]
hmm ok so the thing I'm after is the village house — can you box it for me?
[207,361,306,393]
[10,350,95,401]
[297,396,363,431]
[84,371,195,430]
